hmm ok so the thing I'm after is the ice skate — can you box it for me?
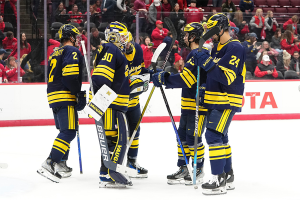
[184,166,204,185]
[127,159,148,178]
[167,165,188,185]
[37,158,61,183]
[225,169,235,190]
[56,160,72,178]
[202,172,227,195]
[99,171,132,188]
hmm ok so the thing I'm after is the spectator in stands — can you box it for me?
[68,4,83,25]
[257,41,278,64]
[4,56,25,83]
[283,15,298,36]
[221,0,236,20]
[51,0,62,23]
[84,5,100,27]
[281,30,299,55]
[141,36,154,68]
[93,0,101,12]
[2,31,17,53]
[8,33,31,60]
[77,0,88,13]
[271,28,282,53]
[257,50,268,63]
[184,0,203,24]
[162,0,172,19]
[149,0,162,32]
[265,11,278,43]
[289,51,300,73]
[286,24,298,40]
[0,15,4,32]
[101,0,116,23]
[0,0,17,28]
[0,49,6,66]
[233,10,249,41]
[47,34,61,60]
[90,27,105,58]
[213,0,223,7]
[55,2,69,24]
[134,0,148,33]
[170,3,185,40]
[207,8,218,21]
[243,33,261,75]
[276,50,290,77]
[77,27,88,55]
[254,55,279,79]
[177,0,187,10]
[239,0,254,23]
[151,20,168,50]
[250,9,264,42]
[165,53,184,74]
[0,61,7,83]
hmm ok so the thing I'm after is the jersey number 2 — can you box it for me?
[48,59,57,83]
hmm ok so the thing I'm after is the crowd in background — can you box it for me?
[1,0,300,83]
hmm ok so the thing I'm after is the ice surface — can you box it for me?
[0,120,299,200]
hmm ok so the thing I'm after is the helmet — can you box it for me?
[105,21,129,52]
[207,13,230,31]
[58,24,80,45]
[182,22,205,47]
[125,32,134,54]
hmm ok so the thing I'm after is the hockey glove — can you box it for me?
[152,71,170,87]
[129,74,150,100]
[149,68,163,82]
[75,91,87,111]
[194,50,215,72]
[198,83,206,106]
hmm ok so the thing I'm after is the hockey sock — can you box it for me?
[189,143,205,168]
[128,136,139,160]
[177,141,190,167]
[224,144,232,173]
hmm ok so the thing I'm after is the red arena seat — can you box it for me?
[255,0,268,7]
[278,0,291,7]
[287,8,299,14]
[275,7,287,14]
[263,7,275,13]
[266,0,279,7]
[290,0,300,7]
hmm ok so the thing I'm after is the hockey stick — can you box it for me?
[193,26,221,187]
[76,129,83,174]
[81,41,137,177]
[123,43,166,166]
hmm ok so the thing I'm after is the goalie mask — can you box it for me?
[105,21,129,53]
[182,22,205,48]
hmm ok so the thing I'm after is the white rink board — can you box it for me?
[1,81,300,121]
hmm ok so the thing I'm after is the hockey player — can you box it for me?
[124,32,150,178]
[91,22,132,188]
[152,22,208,185]
[37,24,86,183]
[195,13,246,195]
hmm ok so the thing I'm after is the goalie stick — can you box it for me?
[193,26,221,187]
[81,41,137,177]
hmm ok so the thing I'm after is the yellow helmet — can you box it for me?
[105,21,129,52]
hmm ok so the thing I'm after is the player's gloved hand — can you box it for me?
[194,50,215,72]
[75,91,86,111]
[152,71,170,87]
[149,68,163,82]
[198,83,206,106]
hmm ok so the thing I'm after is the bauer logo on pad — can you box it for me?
[85,84,118,121]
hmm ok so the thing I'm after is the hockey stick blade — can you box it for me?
[198,26,221,52]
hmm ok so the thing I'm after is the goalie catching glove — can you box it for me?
[129,73,150,100]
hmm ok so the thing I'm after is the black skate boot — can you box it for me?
[127,159,148,178]
[167,165,188,185]
[184,166,204,186]
[225,169,235,190]
[57,161,73,178]
[202,172,227,195]
[37,158,62,183]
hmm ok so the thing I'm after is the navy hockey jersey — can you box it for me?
[92,42,130,112]
[125,43,149,111]
[47,45,83,108]
[165,48,208,115]
[204,39,246,112]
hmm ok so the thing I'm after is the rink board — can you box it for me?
[1,80,300,127]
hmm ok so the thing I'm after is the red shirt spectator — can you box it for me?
[78,34,88,55]
[254,55,278,78]
[134,0,147,18]
[283,15,298,35]
[0,0,17,25]
[2,31,17,50]
[184,1,203,24]
[281,30,299,55]
[93,0,101,12]
[0,15,5,32]
[41,39,61,66]
[68,4,83,24]
[0,63,8,83]
[5,57,25,83]
[141,36,154,68]
[156,3,162,20]
[177,0,187,10]
[151,20,168,49]
[162,0,172,18]
[8,33,31,59]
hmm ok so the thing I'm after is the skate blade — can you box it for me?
[37,168,61,183]
[58,172,72,178]
[167,179,185,185]
[130,173,148,178]
[226,182,235,190]
[202,186,227,195]
[99,181,127,188]
[184,178,204,186]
